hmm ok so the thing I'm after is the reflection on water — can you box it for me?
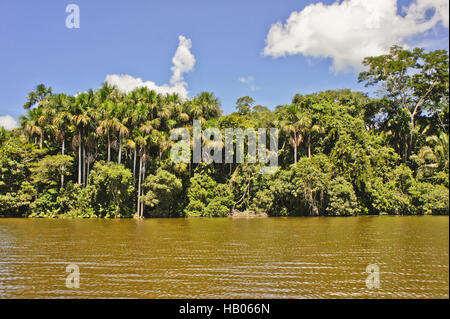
[0,216,448,298]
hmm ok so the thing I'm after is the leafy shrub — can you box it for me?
[326,177,360,216]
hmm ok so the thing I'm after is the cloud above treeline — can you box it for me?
[238,75,258,91]
[0,115,18,130]
[105,35,195,98]
[263,0,449,71]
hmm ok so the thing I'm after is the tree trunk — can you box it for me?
[83,146,87,186]
[308,134,311,159]
[118,136,122,164]
[137,157,142,218]
[133,148,137,179]
[140,160,146,217]
[107,134,111,162]
[294,144,297,164]
[86,158,91,185]
[78,132,82,184]
[409,113,415,161]
[39,133,43,149]
[61,138,65,189]
[294,131,297,164]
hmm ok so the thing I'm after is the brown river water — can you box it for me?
[0,216,448,298]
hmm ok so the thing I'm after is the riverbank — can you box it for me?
[1,210,449,219]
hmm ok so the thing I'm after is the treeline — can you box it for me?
[0,46,448,218]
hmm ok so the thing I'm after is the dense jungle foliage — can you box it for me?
[0,46,448,218]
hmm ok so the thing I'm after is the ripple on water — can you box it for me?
[0,216,448,298]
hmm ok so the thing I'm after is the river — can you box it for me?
[0,216,448,298]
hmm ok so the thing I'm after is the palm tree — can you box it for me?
[301,114,323,159]
[135,133,149,218]
[152,131,173,160]
[23,84,52,109]
[193,92,222,120]
[96,100,117,162]
[84,133,97,185]
[115,120,129,164]
[413,132,449,178]
[49,94,72,187]
[282,104,305,164]
[125,138,137,178]
[71,91,95,185]
[427,133,449,170]
[20,114,43,147]
[97,117,115,162]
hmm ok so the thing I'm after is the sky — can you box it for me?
[0,0,448,129]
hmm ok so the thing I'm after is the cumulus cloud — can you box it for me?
[106,35,195,98]
[238,75,258,91]
[170,36,196,85]
[0,115,18,130]
[263,0,449,71]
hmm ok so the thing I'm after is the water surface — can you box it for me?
[0,216,448,298]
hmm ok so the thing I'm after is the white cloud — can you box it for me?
[105,35,195,98]
[0,115,18,130]
[239,75,254,84]
[170,36,196,85]
[105,74,190,98]
[263,0,449,71]
[238,75,258,91]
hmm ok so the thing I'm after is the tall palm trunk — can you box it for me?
[133,148,137,179]
[137,157,143,218]
[140,160,146,217]
[39,132,43,149]
[294,131,298,164]
[86,157,91,185]
[107,134,111,162]
[118,136,122,164]
[61,138,65,188]
[83,146,87,186]
[294,144,297,164]
[78,132,82,184]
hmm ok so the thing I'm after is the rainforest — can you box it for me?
[0,46,448,219]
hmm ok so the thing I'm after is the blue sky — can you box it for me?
[0,0,448,127]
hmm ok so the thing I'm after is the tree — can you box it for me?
[31,155,74,189]
[409,182,449,215]
[292,155,334,216]
[96,101,116,162]
[192,92,222,121]
[142,168,183,217]
[23,84,52,110]
[326,177,360,216]
[358,46,449,161]
[89,161,135,218]
[235,96,254,115]
[71,91,95,185]
[281,104,309,164]
[0,134,40,217]
[185,172,233,217]
[48,94,72,187]
[20,114,43,148]
[115,120,129,164]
